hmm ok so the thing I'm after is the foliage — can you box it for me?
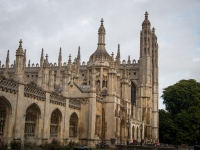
[10,140,21,150]
[0,137,8,150]
[160,79,200,145]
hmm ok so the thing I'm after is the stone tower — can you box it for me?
[139,11,159,141]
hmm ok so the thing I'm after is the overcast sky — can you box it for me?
[0,0,199,109]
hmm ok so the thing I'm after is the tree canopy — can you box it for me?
[159,79,200,145]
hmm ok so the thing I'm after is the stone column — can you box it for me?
[63,99,69,145]
[42,92,50,144]
[88,93,96,147]
[13,84,25,141]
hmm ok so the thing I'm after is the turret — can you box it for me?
[56,48,62,86]
[40,48,44,68]
[37,49,44,87]
[89,19,111,61]
[14,39,24,82]
[3,50,10,78]
[23,49,26,70]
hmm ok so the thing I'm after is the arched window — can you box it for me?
[24,104,40,138]
[0,102,6,136]
[50,109,61,137]
[136,127,139,140]
[132,126,135,140]
[131,82,136,116]
[69,113,78,137]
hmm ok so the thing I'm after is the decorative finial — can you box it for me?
[145,11,148,19]
[6,50,9,65]
[111,52,114,58]
[118,44,120,50]
[19,39,22,47]
[152,27,155,33]
[68,54,72,64]
[101,18,104,24]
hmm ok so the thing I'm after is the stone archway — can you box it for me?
[120,119,125,143]
[24,103,41,138]
[50,109,62,137]
[132,126,135,140]
[69,112,78,137]
[0,96,12,137]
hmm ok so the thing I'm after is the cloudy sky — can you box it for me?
[0,0,199,109]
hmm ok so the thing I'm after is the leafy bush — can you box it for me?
[24,140,36,149]
[10,140,21,150]
[0,137,8,150]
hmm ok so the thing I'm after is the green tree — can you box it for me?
[160,79,200,145]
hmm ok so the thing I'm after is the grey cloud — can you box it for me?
[0,0,199,109]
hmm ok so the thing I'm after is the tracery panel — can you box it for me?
[69,113,78,137]
[0,102,6,136]
[50,110,61,137]
[24,104,39,138]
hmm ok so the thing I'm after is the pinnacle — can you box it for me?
[19,39,22,47]
[145,11,149,19]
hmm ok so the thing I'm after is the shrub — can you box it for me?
[0,137,8,150]
[10,140,21,150]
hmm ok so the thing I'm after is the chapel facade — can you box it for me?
[0,12,159,146]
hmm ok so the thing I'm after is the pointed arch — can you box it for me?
[0,96,12,136]
[69,112,78,137]
[132,126,135,140]
[136,127,139,140]
[24,103,41,138]
[120,119,125,143]
[0,96,12,114]
[50,108,62,137]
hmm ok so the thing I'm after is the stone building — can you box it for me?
[0,12,159,146]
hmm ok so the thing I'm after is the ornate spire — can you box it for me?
[116,44,120,58]
[128,55,131,64]
[6,50,9,64]
[77,46,80,59]
[5,50,9,69]
[59,47,62,61]
[40,48,44,68]
[16,39,24,55]
[142,11,151,29]
[110,52,115,68]
[89,18,111,61]
[58,47,62,67]
[19,39,22,47]
[28,59,30,67]
[68,54,72,65]
[98,18,105,35]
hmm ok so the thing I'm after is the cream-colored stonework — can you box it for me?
[0,12,158,147]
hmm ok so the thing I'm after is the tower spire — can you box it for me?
[40,48,44,68]
[6,50,9,68]
[89,18,111,61]
[58,47,62,68]
[142,11,151,29]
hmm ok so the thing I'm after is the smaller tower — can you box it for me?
[14,39,24,82]
[56,47,62,86]
[37,48,44,87]
[3,50,10,78]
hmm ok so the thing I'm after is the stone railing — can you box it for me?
[24,85,45,101]
[50,92,66,106]
[69,98,81,110]
[0,77,18,94]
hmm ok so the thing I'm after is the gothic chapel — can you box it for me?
[0,12,159,146]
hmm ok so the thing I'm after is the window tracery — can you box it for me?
[50,110,60,137]
[69,113,78,137]
[0,102,6,136]
[24,105,39,137]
